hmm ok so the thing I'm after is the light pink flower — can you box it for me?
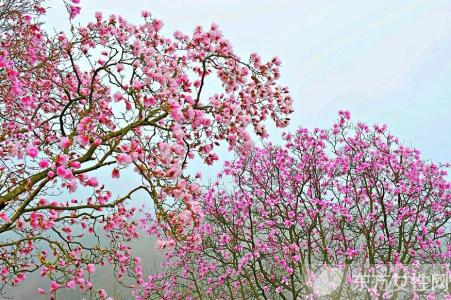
[87,263,95,274]
[66,280,76,289]
[116,153,132,165]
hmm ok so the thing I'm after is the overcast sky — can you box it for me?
[47,0,451,165]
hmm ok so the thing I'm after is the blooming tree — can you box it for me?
[140,112,450,299]
[0,1,292,297]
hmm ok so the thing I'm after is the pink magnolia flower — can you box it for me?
[56,166,69,178]
[87,177,98,187]
[87,264,95,274]
[67,181,78,193]
[16,220,25,230]
[111,168,120,179]
[12,273,25,285]
[59,137,71,149]
[0,213,10,222]
[66,280,76,289]
[76,135,90,147]
[20,96,34,106]
[113,92,123,102]
[55,154,69,166]
[132,80,142,90]
[98,289,108,298]
[38,159,49,168]
[142,96,156,107]
[70,161,81,169]
[171,124,185,140]
[26,144,38,158]
[69,5,81,19]
[50,281,59,292]
[95,11,102,21]
[116,153,132,165]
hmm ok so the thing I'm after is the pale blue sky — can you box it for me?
[47,0,451,165]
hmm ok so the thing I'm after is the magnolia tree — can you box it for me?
[0,1,292,298]
[140,112,451,300]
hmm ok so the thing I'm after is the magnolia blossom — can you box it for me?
[59,137,71,149]
[26,144,38,158]
[39,159,49,168]
[87,264,95,274]
[116,153,133,165]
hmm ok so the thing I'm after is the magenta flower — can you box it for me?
[26,144,38,158]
